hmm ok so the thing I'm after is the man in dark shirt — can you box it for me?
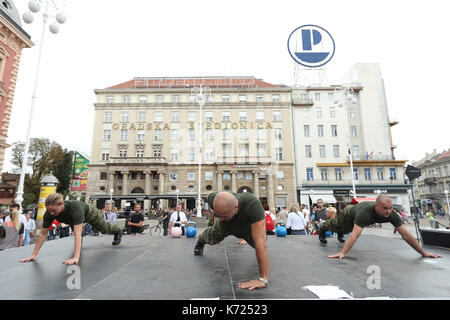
[127,204,145,235]
[313,199,327,226]
[161,208,170,236]
[194,191,270,290]
[319,194,442,260]
[19,193,122,265]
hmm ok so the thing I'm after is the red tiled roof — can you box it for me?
[106,77,284,89]
[435,150,450,161]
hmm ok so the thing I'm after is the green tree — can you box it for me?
[10,138,72,202]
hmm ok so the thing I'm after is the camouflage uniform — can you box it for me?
[85,204,120,235]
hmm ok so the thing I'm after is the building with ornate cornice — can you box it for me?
[87,77,296,211]
[0,1,33,172]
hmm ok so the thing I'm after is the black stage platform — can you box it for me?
[0,233,449,299]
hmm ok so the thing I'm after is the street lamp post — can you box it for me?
[334,86,358,200]
[191,85,211,218]
[110,188,114,205]
[176,189,179,205]
[15,0,67,211]
[444,189,449,223]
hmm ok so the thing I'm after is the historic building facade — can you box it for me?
[87,77,296,211]
[292,64,410,213]
[0,1,33,172]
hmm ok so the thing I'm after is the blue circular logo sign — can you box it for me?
[287,25,335,68]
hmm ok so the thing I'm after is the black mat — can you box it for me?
[1,232,449,299]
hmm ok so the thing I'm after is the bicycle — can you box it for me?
[149,218,163,236]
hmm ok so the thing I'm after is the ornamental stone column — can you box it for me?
[267,172,275,210]
[253,171,260,200]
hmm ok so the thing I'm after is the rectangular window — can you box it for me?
[205,172,214,181]
[257,128,266,140]
[222,95,230,102]
[137,130,145,141]
[239,129,248,140]
[188,111,197,122]
[329,107,336,118]
[256,110,264,121]
[122,96,130,104]
[301,94,307,102]
[321,168,328,181]
[377,168,384,180]
[257,144,266,157]
[307,168,314,181]
[153,149,161,157]
[120,129,128,141]
[274,128,282,140]
[171,129,179,141]
[206,95,214,103]
[316,108,322,118]
[222,111,230,122]
[239,144,249,157]
[100,172,107,180]
[273,111,282,121]
[136,149,144,158]
[277,171,284,180]
[237,171,244,180]
[304,125,310,137]
[119,150,127,158]
[189,129,195,141]
[305,145,312,158]
[106,96,114,104]
[205,149,214,161]
[272,94,280,102]
[331,125,338,137]
[223,129,230,140]
[223,172,231,181]
[188,147,195,161]
[351,126,358,137]
[205,129,214,140]
[364,168,371,180]
[352,146,360,159]
[187,172,196,181]
[239,111,247,122]
[139,95,147,103]
[303,108,309,118]
[314,93,320,102]
[154,130,162,140]
[275,148,283,161]
[154,111,163,122]
[353,168,359,181]
[172,95,180,103]
[389,168,397,180]
[170,149,179,161]
[335,168,342,181]
[103,130,111,141]
[256,95,263,103]
[101,150,110,161]
[239,95,247,102]
[244,172,252,181]
[328,92,334,102]
[138,111,146,122]
[104,111,112,123]
[333,145,340,157]
[222,144,232,157]
[121,111,129,122]
[172,111,180,122]
[319,145,326,158]
[318,125,324,137]
[156,95,163,103]
[349,107,355,118]
[205,111,213,122]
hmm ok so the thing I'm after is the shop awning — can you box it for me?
[309,194,337,204]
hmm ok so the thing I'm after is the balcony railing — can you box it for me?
[109,157,166,164]
[215,156,272,164]
[292,98,314,106]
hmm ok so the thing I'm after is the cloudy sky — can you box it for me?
[4,0,449,171]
